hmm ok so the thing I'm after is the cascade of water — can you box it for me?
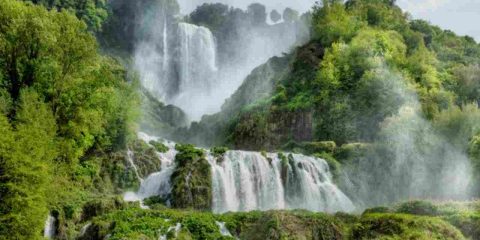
[44,214,55,239]
[171,22,218,120]
[127,150,143,182]
[215,221,233,237]
[159,223,182,240]
[125,133,355,214]
[124,133,177,204]
[79,222,91,238]
[209,151,355,213]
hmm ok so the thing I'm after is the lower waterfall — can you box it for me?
[210,151,355,213]
[125,133,355,213]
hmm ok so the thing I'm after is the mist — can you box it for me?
[135,0,310,121]
[340,66,473,209]
[176,0,316,15]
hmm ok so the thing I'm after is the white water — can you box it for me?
[124,133,177,205]
[159,223,182,240]
[135,10,219,121]
[78,222,91,238]
[125,132,355,214]
[44,214,55,239]
[216,221,233,237]
[171,23,218,120]
[127,150,143,182]
[210,151,355,213]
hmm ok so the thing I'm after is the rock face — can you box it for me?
[140,89,189,137]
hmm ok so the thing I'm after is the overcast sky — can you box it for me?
[177,0,480,41]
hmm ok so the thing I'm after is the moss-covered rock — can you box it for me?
[211,146,229,163]
[352,213,465,240]
[81,197,126,222]
[334,143,372,163]
[223,210,346,240]
[444,213,480,240]
[128,139,162,178]
[395,200,440,216]
[149,140,169,153]
[170,144,212,210]
[303,141,337,154]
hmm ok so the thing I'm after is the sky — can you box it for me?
[177,0,480,42]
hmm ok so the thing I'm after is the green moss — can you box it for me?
[143,196,169,209]
[149,140,169,153]
[363,206,392,215]
[395,200,440,216]
[128,139,162,178]
[334,143,371,162]
[303,141,337,154]
[211,146,229,163]
[352,213,465,240]
[80,197,126,222]
[444,213,480,240]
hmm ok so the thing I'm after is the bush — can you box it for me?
[303,141,337,154]
[149,140,169,153]
[396,201,440,216]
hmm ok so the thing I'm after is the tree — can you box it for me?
[0,1,137,237]
[283,7,299,23]
[311,1,364,46]
[270,9,281,23]
[247,3,267,25]
[0,90,57,239]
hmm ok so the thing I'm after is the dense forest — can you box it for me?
[1,0,480,239]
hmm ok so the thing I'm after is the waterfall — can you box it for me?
[43,214,55,239]
[135,10,219,121]
[127,150,143,182]
[209,151,355,213]
[125,133,355,214]
[216,222,233,237]
[171,23,218,120]
[159,223,182,240]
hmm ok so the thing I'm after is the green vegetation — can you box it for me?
[150,140,169,153]
[77,200,480,240]
[0,1,137,239]
[2,0,480,238]
[213,0,480,153]
[21,0,108,31]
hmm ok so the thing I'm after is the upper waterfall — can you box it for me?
[135,19,219,121]
[173,22,218,119]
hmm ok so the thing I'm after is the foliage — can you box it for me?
[283,8,299,23]
[211,146,229,159]
[312,0,364,46]
[352,213,464,240]
[0,90,57,239]
[149,140,169,153]
[270,10,281,23]
[0,1,138,238]
[247,3,267,26]
[222,0,480,153]
[396,201,440,216]
[22,0,108,32]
